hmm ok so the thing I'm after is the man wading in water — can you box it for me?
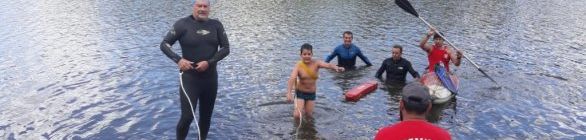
[160,0,229,139]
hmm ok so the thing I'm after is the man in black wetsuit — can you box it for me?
[375,45,419,85]
[160,0,229,139]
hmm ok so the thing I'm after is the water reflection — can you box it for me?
[292,116,319,140]
[427,99,457,123]
[332,66,373,91]
[379,83,403,122]
[0,0,584,139]
[380,82,457,124]
[255,97,343,139]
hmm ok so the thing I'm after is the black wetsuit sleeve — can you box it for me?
[406,60,420,78]
[375,60,386,80]
[160,22,183,63]
[208,22,230,65]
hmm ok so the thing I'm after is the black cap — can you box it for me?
[401,82,432,114]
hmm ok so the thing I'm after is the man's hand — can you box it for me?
[286,91,293,103]
[178,58,194,71]
[427,28,435,36]
[336,66,345,72]
[456,51,463,59]
[195,61,209,72]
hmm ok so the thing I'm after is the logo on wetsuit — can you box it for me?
[349,51,356,56]
[197,29,210,35]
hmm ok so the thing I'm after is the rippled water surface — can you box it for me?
[1,0,584,139]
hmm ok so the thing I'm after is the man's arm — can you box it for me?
[286,64,299,102]
[406,60,420,79]
[448,47,462,66]
[160,21,193,71]
[419,29,434,53]
[160,22,182,63]
[356,47,373,66]
[318,60,344,72]
[325,47,338,63]
[375,60,386,80]
[208,21,230,65]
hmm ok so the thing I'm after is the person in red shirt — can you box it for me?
[419,28,463,73]
[375,82,451,140]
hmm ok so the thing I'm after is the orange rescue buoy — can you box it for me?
[345,80,378,101]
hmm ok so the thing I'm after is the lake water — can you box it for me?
[0,0,584,139]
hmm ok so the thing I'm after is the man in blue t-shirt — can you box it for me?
[325,31,373,69]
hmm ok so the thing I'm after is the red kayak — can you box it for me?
[345,80,378,101]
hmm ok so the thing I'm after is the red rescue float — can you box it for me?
[345,80,378,101]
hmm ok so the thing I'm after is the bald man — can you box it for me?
[160,0,230,139]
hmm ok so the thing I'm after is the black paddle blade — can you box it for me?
[395,0,419,17]
[478,68,501,88]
